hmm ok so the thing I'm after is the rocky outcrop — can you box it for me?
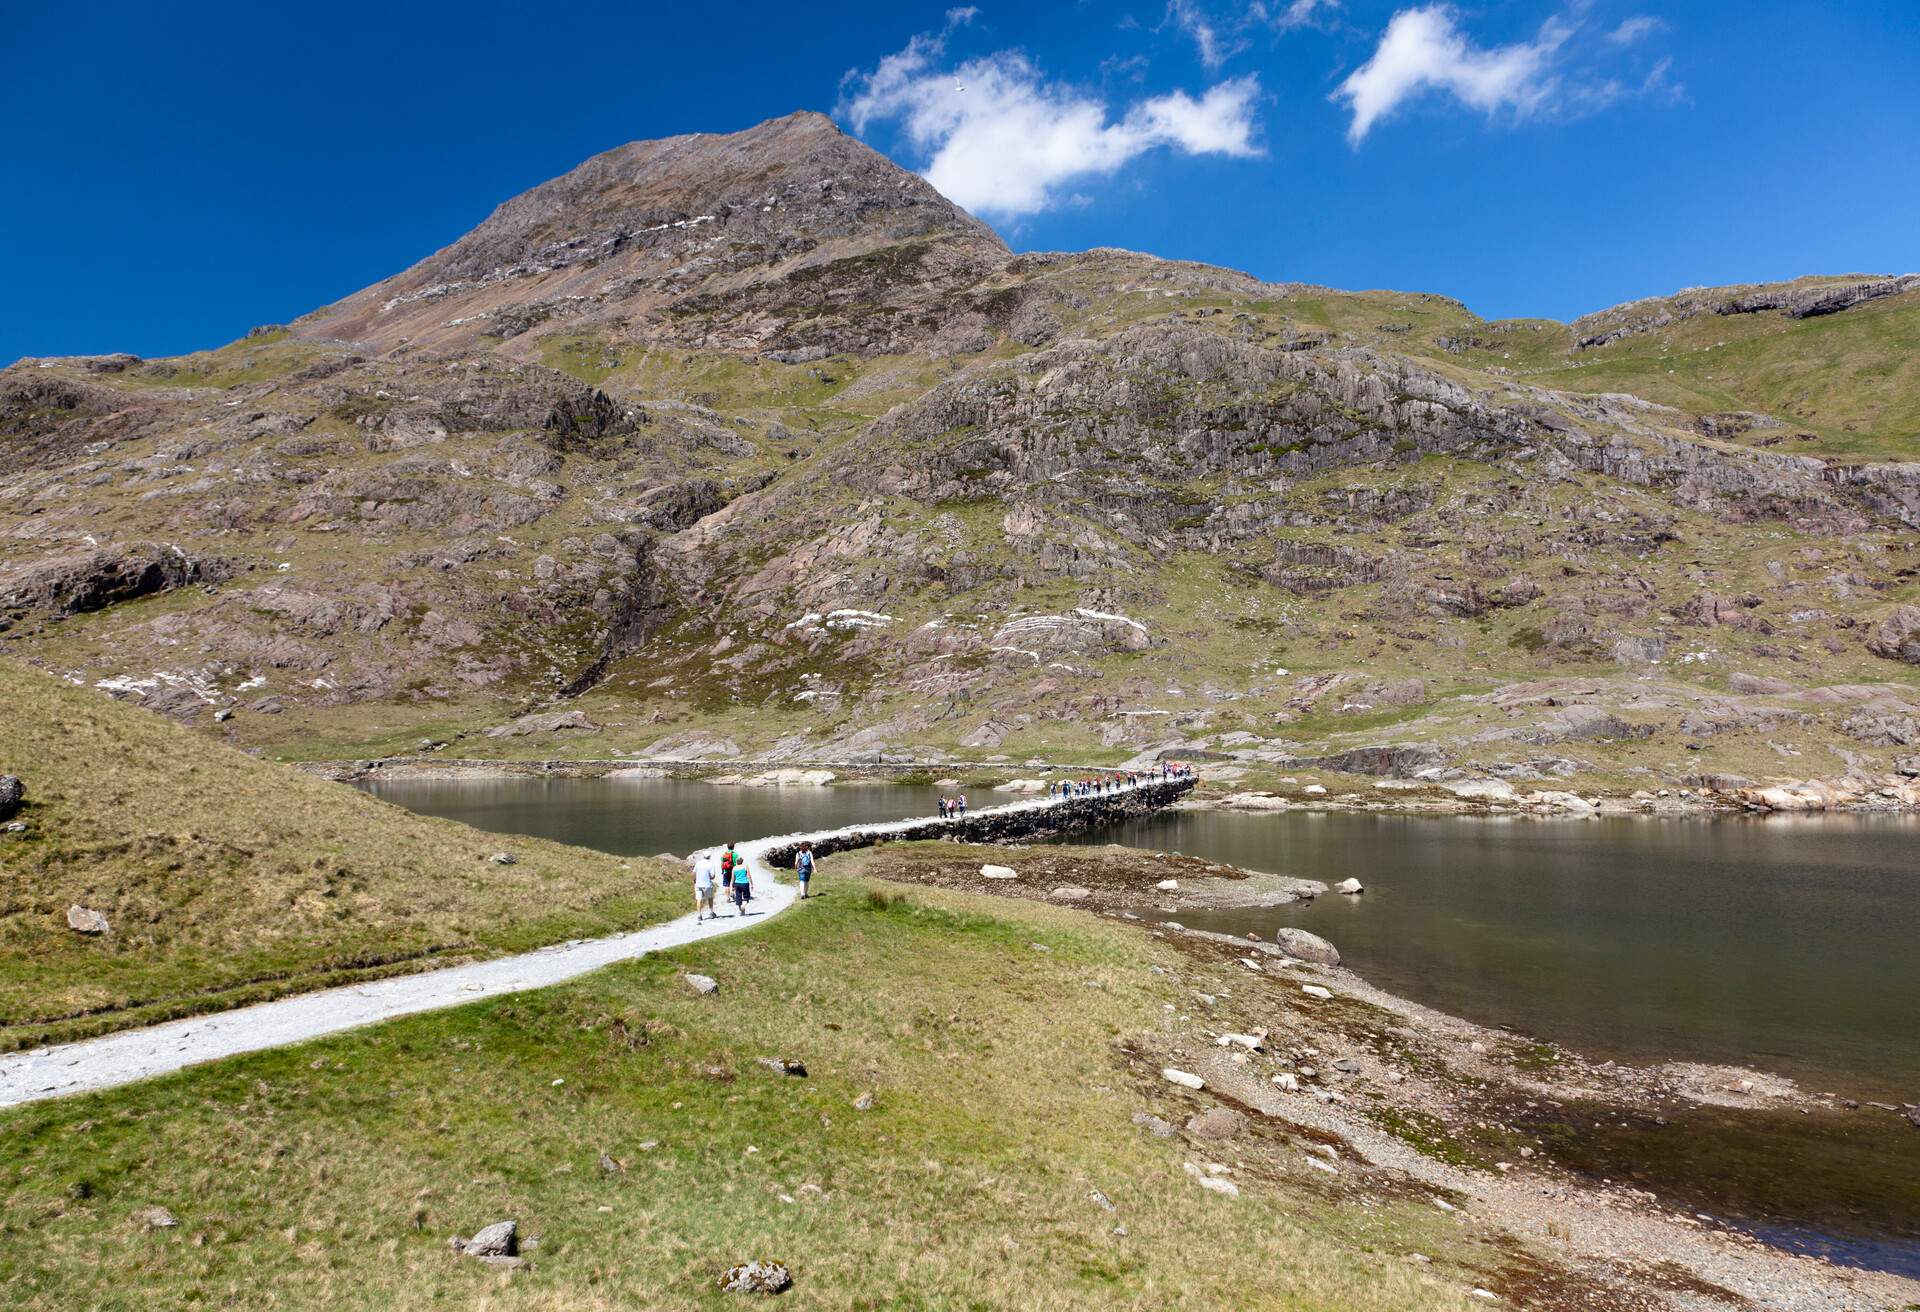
[851,323,1542,536]
[0,544,232,630]
[1572,274,1920,348]
[1720,274,1920,320]
[1299,744,1447,777]
[1866,605,1920,665]
[485,709,601,738]
[0,775,21,821]
[294,111,1007,356]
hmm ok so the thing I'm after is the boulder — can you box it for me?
[0,775,20,821]
[1445,778,1514,802]
[751,768,835,786]
[1739,779,1857,812]
[1185,1107,1249,1140]
[66,905,111,935]
[852,1091,876,1112]
[758,1057,808,1077]
[1182,1162,1240,1196]
[684,973,720,995]
[1300,984,1333,1001]
[484,709,601,738]
[1155,878,1179,891]
[1273,927,1340,966]
[718,1259,793,1294]
[1132,1111,1178,1137]
[979,864,1018,880]
[1728,672,1796,695]
[1161,1068,1205,1090]
[1333,878,1363,895]
[490,851,518,865]
[1867,605,1920,665]
[1048,886,1091,900]
[458,1220,516,1258]
[130,1205,179,1229]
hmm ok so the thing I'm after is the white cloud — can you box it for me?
[1170,0,1333,65]
[1607,15,1663,45]
[841,31,1262,218]
[1335,7,1570,143]
[1253,0,1336,32]
[1164,0,1237,69]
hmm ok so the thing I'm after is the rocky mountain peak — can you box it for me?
[295,111,1006,352]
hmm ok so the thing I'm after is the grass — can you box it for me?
[0,860,1474,1311]
[0,660,684,1050]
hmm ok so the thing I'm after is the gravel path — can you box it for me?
[0,779,1164,1108]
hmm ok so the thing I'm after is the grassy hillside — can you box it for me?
[1414,282,1920,460]
[0,861,1501,1312]
[0,660,683,1049]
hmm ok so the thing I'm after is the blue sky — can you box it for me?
[5,0,1916,361]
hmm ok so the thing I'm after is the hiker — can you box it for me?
[694,849,719,922]
[796,841,816,899]
[956,793,967,816]
[938,796,950,819]
[729,843,751,914]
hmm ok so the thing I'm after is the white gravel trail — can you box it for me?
[0,779,1172,1108]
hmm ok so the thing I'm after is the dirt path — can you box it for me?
[0,780,1171,1108]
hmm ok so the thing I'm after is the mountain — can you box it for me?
[3,111,1917,799]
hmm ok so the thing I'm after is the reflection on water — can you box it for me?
[358,775,954,858]
[362,777,1919,1095]
[1059,809,1920,1099]
[363,775,1920,1277]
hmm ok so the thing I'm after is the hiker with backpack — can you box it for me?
[728,842,753,914]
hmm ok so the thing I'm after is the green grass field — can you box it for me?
[0,660,683,1051]
[0,857,1483,1311]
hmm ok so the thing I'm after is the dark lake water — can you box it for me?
[359,775,956,859]
[362,779,1920,1098]
[363,776,1920,1275]
[1058,809,1920,1102]
[364,777,1918,1097]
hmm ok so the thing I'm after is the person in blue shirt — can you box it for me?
[796,841,816,899]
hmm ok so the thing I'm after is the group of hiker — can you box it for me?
[1049,761,1191,799]
[690,761,1196,919]
[693,840,816,921]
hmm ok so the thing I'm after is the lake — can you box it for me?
[360,777,1919,1096]
[362,774,1920,1275]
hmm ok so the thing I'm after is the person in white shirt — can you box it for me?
[694,850,719,922]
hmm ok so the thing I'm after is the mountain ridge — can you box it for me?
[3,111,1917,805]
